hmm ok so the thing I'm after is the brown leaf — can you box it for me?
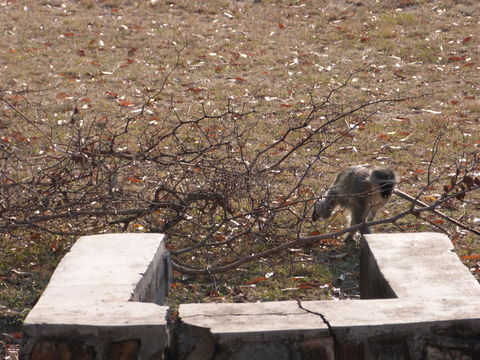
[104,91,119,99]
[448,55,466,62]
[55,92,70,100]
[421,195,436,203]
[460,254,480,260]
[128,47,138,56]
[118,100,134,107]
[126,176,142,183]
[297,282,318,289]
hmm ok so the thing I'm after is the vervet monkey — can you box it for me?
[312,165,396,239]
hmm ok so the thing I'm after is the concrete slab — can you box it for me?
[362,232,480,299]
[21,233,171,360]
[180,301,329,344]
[179,296,480,342]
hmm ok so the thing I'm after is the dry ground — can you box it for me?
[1,0,479,346]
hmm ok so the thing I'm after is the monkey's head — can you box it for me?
[372,168,396,199]
[312,194,335,222]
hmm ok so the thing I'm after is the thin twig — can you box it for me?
[394,189,480,236]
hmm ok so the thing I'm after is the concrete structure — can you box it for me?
[21,233,171,360]
[21,232,480,359]
[177,233,480,359]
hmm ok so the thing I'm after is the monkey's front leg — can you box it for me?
[347,201,371,240]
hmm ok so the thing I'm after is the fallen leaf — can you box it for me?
[448,55,466,62]
[460,254,480,260]
[104,91,119,99]
[298,282,318,289]
[421,195,436,202]
[118,100,134,107]
[126,176,142,183]
[55,92,71,100]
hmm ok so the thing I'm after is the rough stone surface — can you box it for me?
[31,339,96,360]
[179,301,329,344]
[105,339,140,360]
[177,232,480,360]
[361,232,480,299]
[21,233,171,360]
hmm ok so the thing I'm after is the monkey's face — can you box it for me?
[380,181,395,198]
[372,169,396,199]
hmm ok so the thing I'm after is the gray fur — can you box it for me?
[312,165,396,237]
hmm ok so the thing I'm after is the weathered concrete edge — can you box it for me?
[132,235,173,305]
[179,297,480,345]
[21,233,171,360]
[21,321,168,359]
[363,232,480,299]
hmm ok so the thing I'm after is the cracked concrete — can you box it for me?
[177,232,480,359]
[20,232,480,359]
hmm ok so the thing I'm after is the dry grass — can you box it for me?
[0,0,479,332]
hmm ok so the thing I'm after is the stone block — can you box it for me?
[21,233,171,360]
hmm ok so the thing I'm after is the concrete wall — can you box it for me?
[176,233,480,360]
[21,232,480,359]
[20,233,171,360]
